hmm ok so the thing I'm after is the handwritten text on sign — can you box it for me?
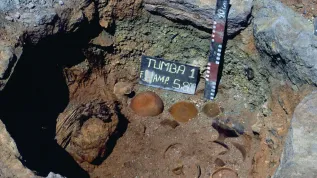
[139,56,199,94]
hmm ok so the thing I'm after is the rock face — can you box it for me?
[0,120,37,178]
[253,0,317,86]
[0,47,15,79]
[54,58,122,167]
[0,0,143,91]
[90,30,114,48]
[143,0,253,36]
[56,100,119,164]
[273,91,317,178]
[46,172,65,178]
[67,117,118,163]
[0,0,141,175]
[0,0,98,90]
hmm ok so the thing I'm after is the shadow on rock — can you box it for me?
[0,34,91,178]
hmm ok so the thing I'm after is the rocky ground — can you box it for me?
[0,0,316,177]
[280,0,317,20]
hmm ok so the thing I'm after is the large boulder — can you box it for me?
[273,90,317,178]
[143,0,253,36]
[0,46,15,80]
[55,64,120,167]
[253,0,317,86]
[0,0,98,91]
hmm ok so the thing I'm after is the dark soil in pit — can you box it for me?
[91,114,254,178]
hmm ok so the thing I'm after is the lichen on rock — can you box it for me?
[253,0,317,86]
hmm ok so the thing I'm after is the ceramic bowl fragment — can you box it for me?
[169,101,198,122]
[130,91,164,116]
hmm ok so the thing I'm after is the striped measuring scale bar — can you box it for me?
[204,0,230,100]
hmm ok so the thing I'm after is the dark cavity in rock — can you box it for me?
[244,66,254,80]
[0,22,103,176]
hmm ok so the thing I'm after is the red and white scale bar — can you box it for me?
[205,20,225,100]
